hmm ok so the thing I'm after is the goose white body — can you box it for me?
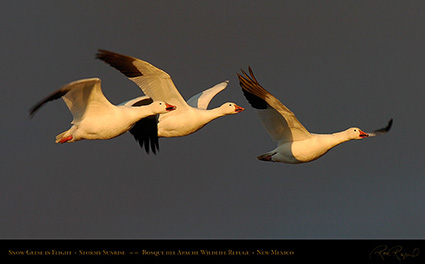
[238,67,393,164]
[260,131,362,164]
[157,103,237,137]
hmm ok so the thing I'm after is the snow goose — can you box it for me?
[238,67,393,164]
[96,49,244,151]
[29,78,176,152]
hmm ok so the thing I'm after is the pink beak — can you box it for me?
[165,104,176,111]
[359,130,369,138]
[234,104,244,113]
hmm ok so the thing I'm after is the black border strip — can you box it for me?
[2,239,424,262]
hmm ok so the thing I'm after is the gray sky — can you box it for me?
[1,0,425,238]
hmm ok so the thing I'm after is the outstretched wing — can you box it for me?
[367,119,393,137]
[119,95,151,107]
[238,67,311,144]
[187,81,229,109]
[96,49,189,110]
[127,97,160,154]
[30,78,114,122]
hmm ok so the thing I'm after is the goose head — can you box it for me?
[347,127,369,140]
[220,102,245,115]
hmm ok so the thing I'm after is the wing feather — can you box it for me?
[127,97,160,154]
[29,78,114,122]
[367,119,393,137]
[96,49,189,109]
[61,78,114,122]
[187,81,228,109]
[238,67,311,143]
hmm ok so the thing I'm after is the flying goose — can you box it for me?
[29,78,176,152]
[238,67,393,164]
[96,49,244,152]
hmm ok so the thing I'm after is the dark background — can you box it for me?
[1,1,424,238]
